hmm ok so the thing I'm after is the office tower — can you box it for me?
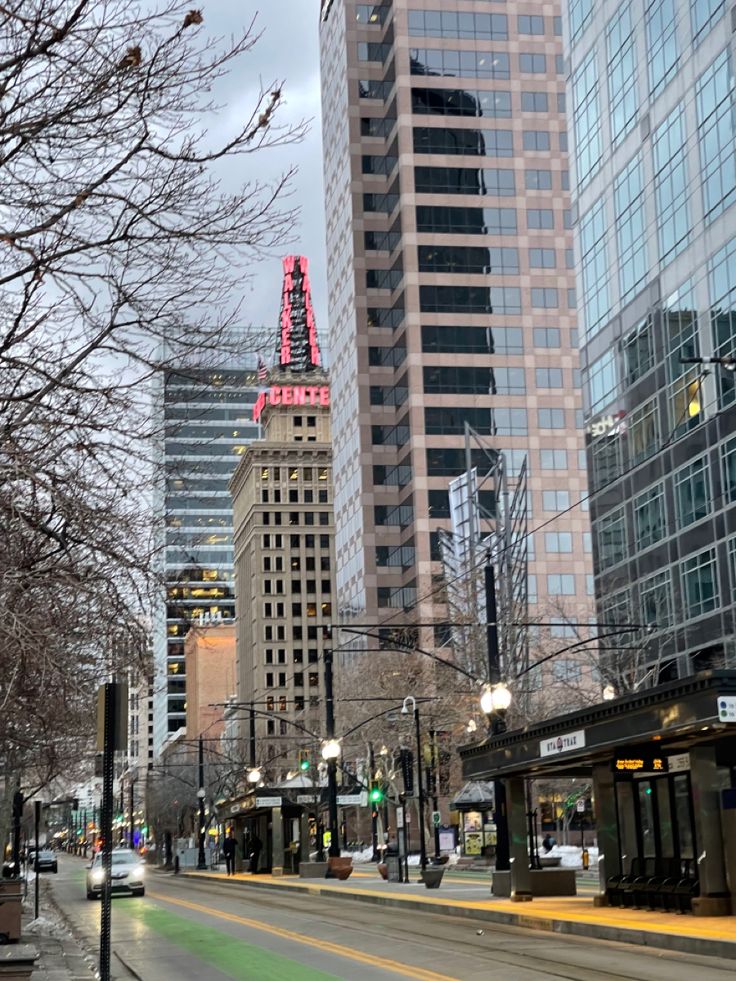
[152,351,262,754]
[320,1,593,681]
[566,1,736,682]
[231,257,335,772]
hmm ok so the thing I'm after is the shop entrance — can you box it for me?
[615,772,697,868]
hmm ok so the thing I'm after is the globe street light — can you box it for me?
[602,684,616,701]
[321,738,341,761]
[246,767,262,785]
[480,682,512,717]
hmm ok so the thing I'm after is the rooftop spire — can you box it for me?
[276,255,321,373]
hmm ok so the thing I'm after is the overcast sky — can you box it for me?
[203,1,328,347]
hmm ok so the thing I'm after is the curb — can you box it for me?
[180,871,736,961]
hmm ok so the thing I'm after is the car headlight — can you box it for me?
[132,865,145,879]
[91,870,104,884]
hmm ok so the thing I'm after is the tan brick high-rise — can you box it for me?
[320,1,594,681]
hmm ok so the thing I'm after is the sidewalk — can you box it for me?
[180,867,736,960]
[17,887,96,981]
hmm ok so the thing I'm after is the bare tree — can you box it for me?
[0,0,304,855]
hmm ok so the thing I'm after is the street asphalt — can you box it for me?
[42,854,736,981]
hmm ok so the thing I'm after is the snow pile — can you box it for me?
[545,845,599,869]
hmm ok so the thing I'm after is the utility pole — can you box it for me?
[128,778,136,851]
[196,735,207,870]
[485,562,510,872]
[99,682,118,981]
[324,647,340,858]
[429,729,440,860]
[368,742,378,862]
[33,801,41,920]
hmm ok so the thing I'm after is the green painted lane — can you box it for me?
[122,900,339,981]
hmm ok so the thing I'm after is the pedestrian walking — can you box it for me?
[223,832,237,876]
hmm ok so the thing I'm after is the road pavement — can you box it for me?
[45,854,736,981]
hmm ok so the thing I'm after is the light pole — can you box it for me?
[401,696,427,872]
[196,734,207,870]
[322,645,340,858]
[128,777,136,851]
[483,561,511,871]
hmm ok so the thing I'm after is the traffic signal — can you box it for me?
[369,786,384,804]
[298,750,310,772]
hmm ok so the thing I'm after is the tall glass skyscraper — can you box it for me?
[152,354,262,753]
[566,1,736,683]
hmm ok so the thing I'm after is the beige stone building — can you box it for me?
[230,257,335,777]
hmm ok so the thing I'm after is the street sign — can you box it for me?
[255,797,282,808]
[336,793,363,806]
[432,810,441,827]
[576,799,586,813]
[296,794,319,804]
[396,806,404,828]
[718,695,736,722]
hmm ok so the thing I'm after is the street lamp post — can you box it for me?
[322,646,340,858]
[128,778,136,851]
[484,561,511,872]
[401,696,427,873]
[196,735,207,871]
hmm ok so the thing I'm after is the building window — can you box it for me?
[721,435,736,504]
[597,507,627,568]
[681,548,719,619]
[529,248,556,269]
[411,48,510,79]
[519,53,546,73]
[537,408,565,429]
[545,531,572,553]
[547,574,576,595]
[543,490,569,511]
[653,106,690,262]
[407,10,508,41]
[622,317,654,386]
[415,166,516,197]
[572,49,602,189]
[587,349,617,412]
[709,241,736,409]
[533,326,560,346]
[675,457,711,528]
[552,660,582,682]
[579,198,610,339]
[697,50,736,223]
[569,0,594,44]
[627,397,660,466]
[522,130,550,151]
[411,86,512,119]
[691,0,726,45]
[534,368,562,388]
[540,449,568,469]
[527,209,554,229]
[633,483,666,551]
[521,91,548,112]
[639,569,673,628]
[531,289,558,309]
[646,0,679,99]
[607,3,638,145]
[614,153,647,302]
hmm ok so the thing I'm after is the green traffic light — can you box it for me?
[299,758,310,771]
[369,787,383,803]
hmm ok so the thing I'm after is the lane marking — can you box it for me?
[148,890,460,981]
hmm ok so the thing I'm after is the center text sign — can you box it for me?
[539,729,586,758]
[253,384,330,423]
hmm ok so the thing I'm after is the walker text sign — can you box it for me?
[718,695,736,722]
[539,729,586,758]
[253,384,330,422]
[614,756,667,773]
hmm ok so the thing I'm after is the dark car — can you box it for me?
[34,850,58,874]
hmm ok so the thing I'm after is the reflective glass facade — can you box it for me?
[152,364,260,752]
[568,0,736,682]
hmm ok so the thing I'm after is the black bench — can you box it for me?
[661,859,699,913]
[606,857,643,907]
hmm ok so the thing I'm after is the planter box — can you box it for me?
[326,857,353,881]
[492,868,576,897]
[0,883,23,945]
[299,862,328,879]
[377,863,388,880]
[0,945,38,978]
[421,866,445,890]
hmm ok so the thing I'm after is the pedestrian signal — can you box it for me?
[298,750,310,771]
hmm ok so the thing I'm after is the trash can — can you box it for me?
[0,881,23,944]
[386,855,402,882]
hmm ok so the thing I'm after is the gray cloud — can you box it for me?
[199,2,326,351]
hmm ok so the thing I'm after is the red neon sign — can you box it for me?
[279,255,322,369]
[253,385,330,423]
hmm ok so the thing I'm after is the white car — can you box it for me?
[86,850,145,900]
